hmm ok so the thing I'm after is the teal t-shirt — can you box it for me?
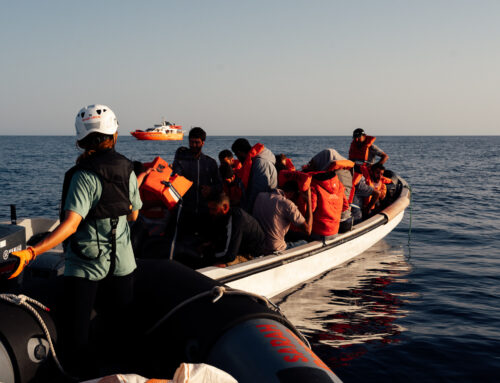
[63,169,142,281]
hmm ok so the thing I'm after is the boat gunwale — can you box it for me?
[200,180,410,284]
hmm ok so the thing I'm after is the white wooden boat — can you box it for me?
[3,175,410,299]
[201,175,410,298]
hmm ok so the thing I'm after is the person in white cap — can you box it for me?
[9,104,143,377]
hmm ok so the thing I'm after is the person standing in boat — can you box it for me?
[172,127,222,236]
[348,128,389,166]
[231,138,278,212]
[8,104,143,376]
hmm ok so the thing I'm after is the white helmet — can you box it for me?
[75,104,118,140]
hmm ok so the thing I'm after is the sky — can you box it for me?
[1,0,499,136]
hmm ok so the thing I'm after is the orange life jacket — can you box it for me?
[310,173,346,236]
[348,135,376,163]
[278,170,312,192]
[361,169,392,209]
[238,143,265,189]
[140,157,193,214]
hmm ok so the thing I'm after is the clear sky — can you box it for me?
[1,0,499,136]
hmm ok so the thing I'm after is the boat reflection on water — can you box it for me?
[274,240,413,369]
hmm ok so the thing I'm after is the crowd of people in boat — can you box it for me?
[6,104,395,378]
[131,125,394,269]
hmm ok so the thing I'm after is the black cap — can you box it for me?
[353,128,365,138]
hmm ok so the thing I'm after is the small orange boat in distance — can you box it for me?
[130,119,184,141]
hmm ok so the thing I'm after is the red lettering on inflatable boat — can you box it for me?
[257,324,309,363]
[284,328,333,373]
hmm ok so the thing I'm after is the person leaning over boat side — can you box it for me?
[252,181,313,254]
[348,128,389,166]
[231,138,278,212]
[8,104,143,377]
[172,127,222,236]
[204,192,265,266]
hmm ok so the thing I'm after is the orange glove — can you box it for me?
[8,247,37,279]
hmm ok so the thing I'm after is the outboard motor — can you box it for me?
[0,223,26,291]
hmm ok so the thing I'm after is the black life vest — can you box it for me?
[60,149,133,271]
[60,149,133,222]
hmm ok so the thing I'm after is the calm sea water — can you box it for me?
[1,135,499,382]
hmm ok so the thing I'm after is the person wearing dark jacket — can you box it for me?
[206,192,265,265]
[172,128,222,237]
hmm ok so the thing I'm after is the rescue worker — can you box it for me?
[348,128,389,166]
[231,138,278,212]
[8,104,143,376]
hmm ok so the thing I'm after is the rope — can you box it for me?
[145,286,311,349]
[0,294,78,381]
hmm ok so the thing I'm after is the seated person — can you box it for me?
[219,149,242,171]
[205,192,265,265]
[275,153,296,173]
[351,163,391,223]
[231,138,278,212]
[303,148,354,229]
[219,162,244,207]
[253,181,312,254]
[309,171,348,238]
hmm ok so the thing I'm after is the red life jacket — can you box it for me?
[285,158,296,171]
[237,143,265,189]
[232,159,242,172]
[223,177,244,206]
[140,157,193,216]
[310,173,346,236]
[278,170,312,192]
[348,135,376,162]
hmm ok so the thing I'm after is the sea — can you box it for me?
[1,135,499,382]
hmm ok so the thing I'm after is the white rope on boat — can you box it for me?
[145,286,311,349]
[0,294,78,381]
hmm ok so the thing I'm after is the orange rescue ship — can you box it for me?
[130,119,184,141]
